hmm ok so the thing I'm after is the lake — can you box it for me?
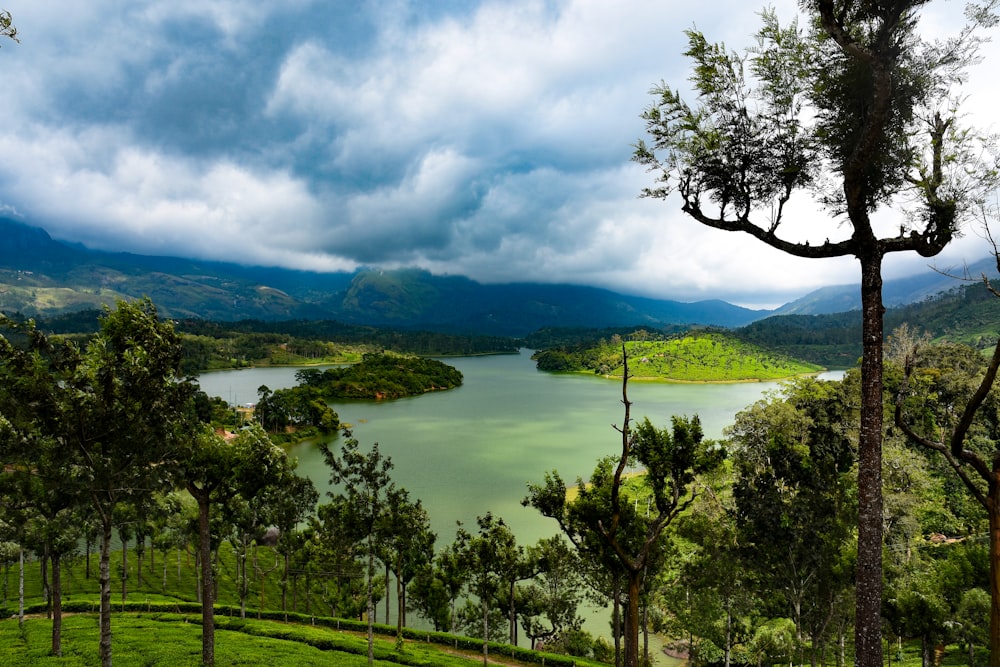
[197,351,841,547]
[197,352,843,661]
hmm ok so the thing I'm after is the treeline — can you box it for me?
[16,310,520,373]
[175,319,518,373]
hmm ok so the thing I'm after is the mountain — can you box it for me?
[774,256,999,315]
[0,218,770,335]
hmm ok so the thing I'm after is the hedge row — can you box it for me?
[7,601,587,667]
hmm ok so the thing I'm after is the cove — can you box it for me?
[196,351,843,545]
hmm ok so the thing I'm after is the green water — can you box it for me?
[197,352,837,663]
[197,351,827,546]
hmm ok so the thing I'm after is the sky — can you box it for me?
[0,1,998,309]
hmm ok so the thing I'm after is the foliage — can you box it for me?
[295,352,463,400]
[534,330,822,380]
[0,11,16,46]
[634,3,1000,663]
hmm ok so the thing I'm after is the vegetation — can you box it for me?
[534,331,823,381]
[291,353,463,400]
[634,3,1000,664]
[2,299,1000,666]
[525,353,724,667]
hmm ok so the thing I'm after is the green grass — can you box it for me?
[0,613,510,666]
[618,335,823,381]
[0,546,605,667]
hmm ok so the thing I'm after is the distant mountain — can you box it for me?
[774,256,999,315]
[0,218,770,335]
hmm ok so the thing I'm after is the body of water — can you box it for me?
[197,352,841,544]
[197,353,843,661]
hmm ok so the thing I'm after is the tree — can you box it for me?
[0,301,197,665]
[520,536,586,651]
[525,352,723,667]
[454,513,519,667]
[176,423,310,666]
[894,324,1000,664]
[69,300,198,667]
[0,318,86,656]
[320,431,395,667]
[727,377,857,662]
[378,486,435,641]
[634,4,999,663]
[0,10,16,45]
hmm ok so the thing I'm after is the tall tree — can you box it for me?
[520,535,586,651]
[378,486,435,641]
[454,513,519,667]
[894,323,1000,664]
[728,377,857,663]
[525,353,722,667]
[0,318,86,656]
[634,4,999,662]
[68,300,197,667]
[177,422,309,666]
[321,431,394,667]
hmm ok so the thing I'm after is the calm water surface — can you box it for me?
[197,353,842,660]
[197,351,840,544]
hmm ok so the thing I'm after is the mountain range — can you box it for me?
[0,217,992,336]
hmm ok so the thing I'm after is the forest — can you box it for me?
[1,298,999,667]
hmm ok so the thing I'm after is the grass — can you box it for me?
[0,613,513,666]
[617,335,823,382]
[0,546,606,667]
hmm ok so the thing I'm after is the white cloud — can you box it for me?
[0,0,995,308]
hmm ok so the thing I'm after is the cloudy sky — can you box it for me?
[0,1,997,309]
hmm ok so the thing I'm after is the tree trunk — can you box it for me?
[625,569,641,667]
[396,567,404,640]
[509,579,517,646]
[282,551,289,621]
[120,531,128,605]
[613,574,622,667]
[51,551,62,657]
[855,252,885,667]
[989,488,1000,667]
[99,520,113,667]
[382,561,388,625]
[482,596,489,667]
[18,546,23,627]
[367,538,375,667]
[197,494,215,667]
[40,549,49,617]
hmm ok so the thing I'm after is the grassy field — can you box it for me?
[618,335,824,382]
[0,545,606,667]
[0,612,568,666]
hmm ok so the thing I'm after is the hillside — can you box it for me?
[0,218,769,335]
[773,256,999,315]
[533,331,824,381]
[735,277,1000,368]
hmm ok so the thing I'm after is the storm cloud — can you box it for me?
[0,1,995,308]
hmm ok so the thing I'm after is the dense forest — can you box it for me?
[292,353,463,400]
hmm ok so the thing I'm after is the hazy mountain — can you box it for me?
[0,218,770,335]
[774,256,998,315]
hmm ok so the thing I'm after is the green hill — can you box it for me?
[534,331,824,382]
